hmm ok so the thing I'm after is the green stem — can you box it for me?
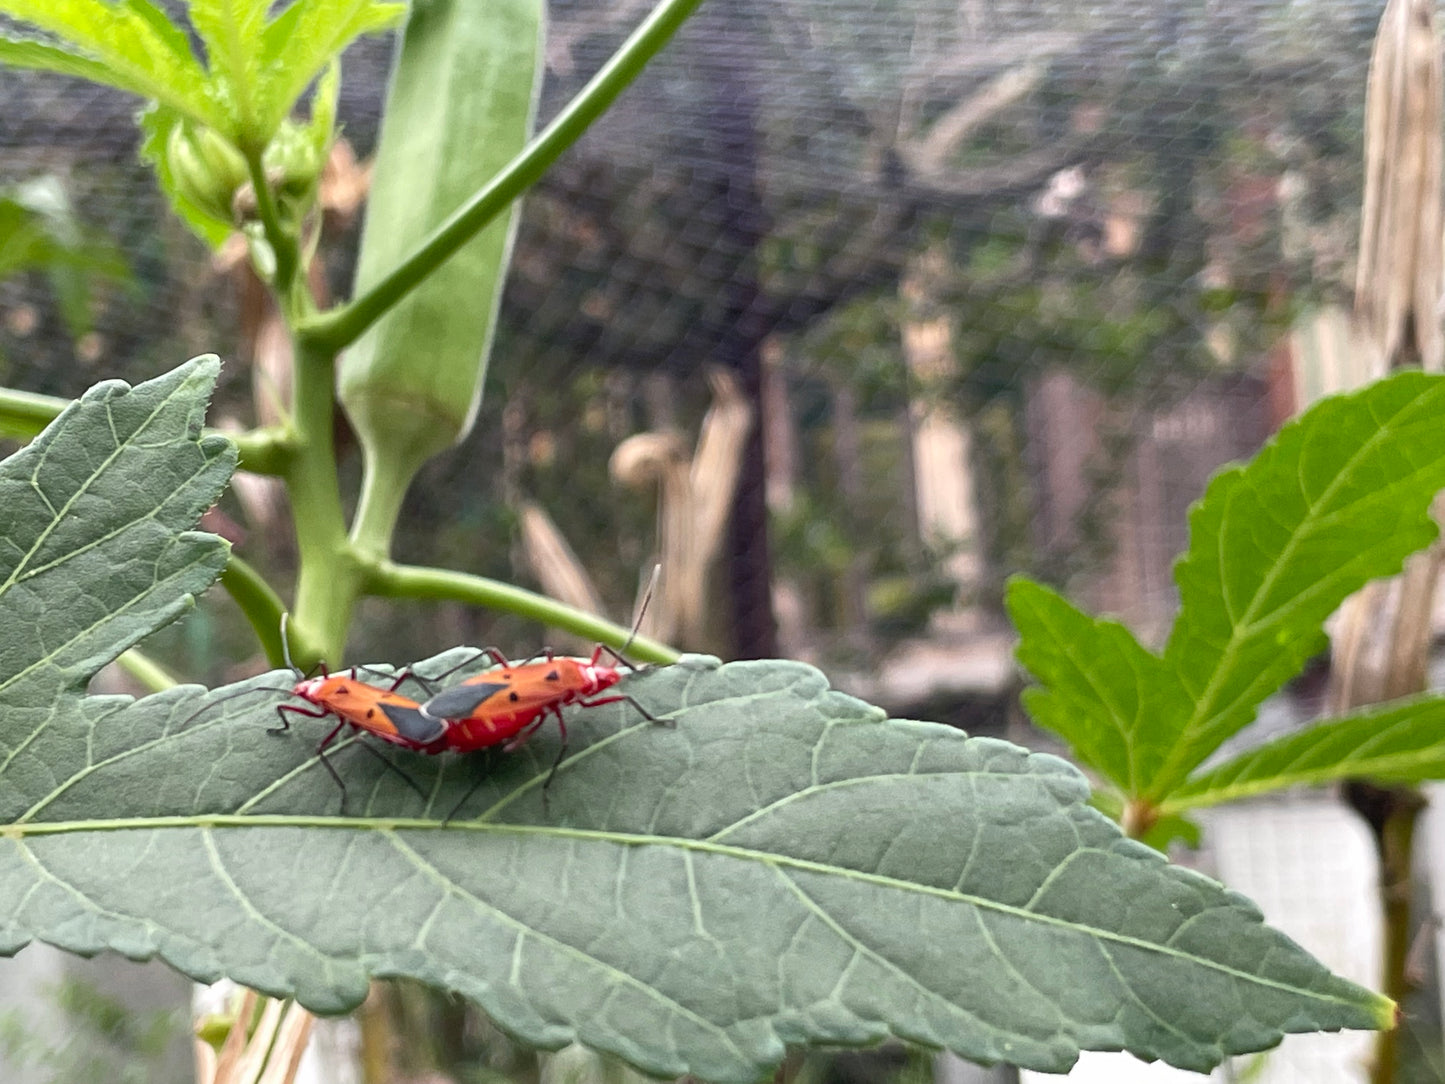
[219,553,289,668]
[230,426,296,476]
[0,386,71,440]
[1358,784,1426,1084]
[298,0,708,353]
[117,649,179,693]
[348,439,430,564]
[0,385,296,473]
[363,561,681,665]
[243,148,298,294]
[284,337,360,666]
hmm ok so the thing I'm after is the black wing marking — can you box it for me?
[423,681,512,720]
[379,703,448,745]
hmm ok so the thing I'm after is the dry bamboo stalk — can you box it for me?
[1355,0,1443,374]
[1335,0,1445,713]
[196,989,256,1084]
[610,369,753,648]
[519,500,608,619]
[254,1002,316,1084]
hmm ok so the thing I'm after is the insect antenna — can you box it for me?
[611,563,661,669]
[174,682,298,733]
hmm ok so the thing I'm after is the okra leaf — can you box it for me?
[0,356,232,703]
[1010,371,1445,802]
[1159,371,1445,792]
[188,0,269,140]
[1007,579,1189,794]
[0,361,1392,1079]
[1167,694,1445,812]
[0,35,121,86]
[0,0,219,126]
[1,655,1394,1079]
[257,0,405,134]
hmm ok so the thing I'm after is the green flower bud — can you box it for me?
[166,122,247,224]
[263,119,325,202]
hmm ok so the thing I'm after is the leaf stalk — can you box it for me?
[297,0,708,353]
[362,560,681,665]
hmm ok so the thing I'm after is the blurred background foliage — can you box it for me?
[0,0,1375,678]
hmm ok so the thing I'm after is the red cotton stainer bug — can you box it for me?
[183,616,446,810]
[420,571,667,796]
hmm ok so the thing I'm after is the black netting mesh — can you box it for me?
[0,0,1385,672]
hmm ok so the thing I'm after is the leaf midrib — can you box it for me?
[1155,395,1434,791]
[0,812,1385,1011]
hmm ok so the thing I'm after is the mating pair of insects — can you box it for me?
[214,629,659,815]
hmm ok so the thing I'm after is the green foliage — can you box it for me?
[0,176,131,340]
[0,2,1404,1076]
[0,976,186,1084]
[0,361,1393,1079]
[0,0,218,125]
[1009,370,1445,823]
[0,0,401,150]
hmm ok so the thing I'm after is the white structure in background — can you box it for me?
[1022,795,1382,1084]
[902,301,983,607]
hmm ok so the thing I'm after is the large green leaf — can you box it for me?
[0,357,232,696]
[2,656,1394,1078]
[1167,694,1445,811]
[1159,371,1445,790]
[1010,371,1445,802]
[257,0,405,134]
[0,0,218,126]
[188,0,269,140]
[0,361,1392,1078]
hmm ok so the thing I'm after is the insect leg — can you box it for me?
[579,692,667,726]
[423,647,512,686]
[442,751,494,825]
[541,711,570,809]
[501,715,549,753]
[594,643,645,672]
[310,720,352,814]
[351,739,429,803]
[271,701,330,735]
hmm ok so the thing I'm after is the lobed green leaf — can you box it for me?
[1012,372,1445,803]
[1156,371,1445,792]
[1,657,1392,1080]
[1007,579,1189,794]
[188,0,269,141]
[0,361,1393,1079]
[0,0,218,126]
[1168,694,1445,812]
[0,357,233,707]
[0,35,119,85]
[257,0,405,135]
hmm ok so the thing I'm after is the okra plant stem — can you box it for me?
[243,149,298,295]
[285,338,358,666]
[219,554,289,667]
[297,0,708,354]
